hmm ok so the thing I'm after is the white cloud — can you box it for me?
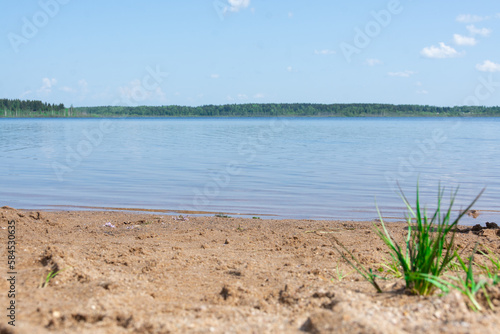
[78,79,88,88]
[420,42,463,59]
[91,87,113,102]
[210,74,220,79]
[456,14,487,23]
[466,24,491,37]
[453,34,477,46]
[156,87,167,101]
[59,79,89,95]
[314,49,336,55]
[365,58,382,66]
[38,78,57,94]
[237,93,248,100]
[119,80,145,100]
[476,60,500,72]
[226,0,250,13]
[416,90,429,94]
[286,66,293,72]
[20,90,32,98]
[288,12,293,18]
[416,81,422,86]
[60,86,75,93]
[118,79,166,103]
[388,70,416,77]
[254,93,265,99]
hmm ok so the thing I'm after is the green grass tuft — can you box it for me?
[477,247,500,285]
[373,184,483,295]
[330,236,384,292]
[331,183,484,297]
[377,257,403,279]
[448,245,489,311]
[39,269,65,288]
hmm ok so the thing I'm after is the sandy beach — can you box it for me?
[1,206,499,333]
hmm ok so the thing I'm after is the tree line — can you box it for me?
[0,98,67,117]
[74,103,500,117]
[1,98,64,112]
[1,99,500,118]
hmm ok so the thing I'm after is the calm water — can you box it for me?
[1,117,499,224]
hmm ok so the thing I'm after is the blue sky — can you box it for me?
[1,0,499,107]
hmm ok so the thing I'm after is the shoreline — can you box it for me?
[1,206,499,333]
[6,204,500,226]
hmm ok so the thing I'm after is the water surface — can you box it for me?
[1,117,498,225]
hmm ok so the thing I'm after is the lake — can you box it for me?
[1,117,499,225]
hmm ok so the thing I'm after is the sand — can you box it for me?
[0,206,499,333]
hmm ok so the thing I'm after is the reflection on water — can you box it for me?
[0,117,499,225]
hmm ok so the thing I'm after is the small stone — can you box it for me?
[467,210,480,218]
[485,222,499,229]
[471,224,483,231]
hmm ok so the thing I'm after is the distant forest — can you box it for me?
[1,98,500,117]
[1,98,67,117]
[75,104,500,117]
